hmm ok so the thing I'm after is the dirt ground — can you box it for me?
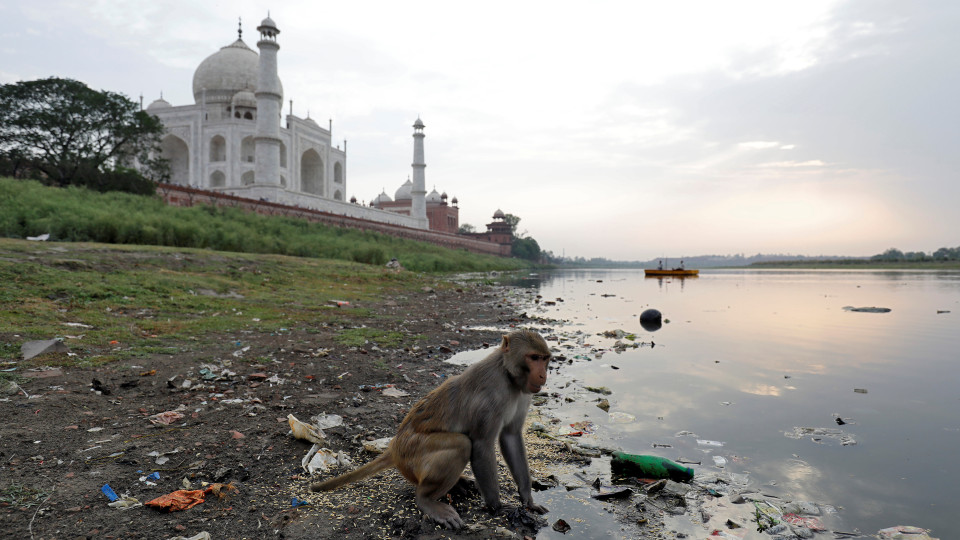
[1,274,667,540]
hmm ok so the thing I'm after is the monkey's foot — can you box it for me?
[525,501,548,514]
[417,498,464,529]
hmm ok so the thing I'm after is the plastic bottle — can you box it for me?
[610,452,694,482]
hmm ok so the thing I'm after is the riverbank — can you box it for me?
[1,240,674,539]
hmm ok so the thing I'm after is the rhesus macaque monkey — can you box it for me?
[311,329,551,529]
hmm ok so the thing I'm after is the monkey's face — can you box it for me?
[523,352,550,394]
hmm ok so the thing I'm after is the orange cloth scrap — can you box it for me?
[146,483,235,512]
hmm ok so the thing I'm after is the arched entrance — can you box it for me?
[160,135,189,185]
[301,149,323,195]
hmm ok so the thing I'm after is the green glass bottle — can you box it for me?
[610,452,694,483]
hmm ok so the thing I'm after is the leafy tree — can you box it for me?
[512,236,541,261]
[458,223,476,234]
[0,77,166,187]
[502,213,522,236]
[872,248,905,262]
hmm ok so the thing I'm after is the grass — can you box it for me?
[0,237,454,365]
[0,177,532,273]
[0,483,48,509]
[334,328,408,349]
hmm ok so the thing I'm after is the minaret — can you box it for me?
[254,15,282,186]
[411,117,428,224]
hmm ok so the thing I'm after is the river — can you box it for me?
[474,268,958,538]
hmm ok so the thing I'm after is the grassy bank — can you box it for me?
[0,177,529,273]
[0,238,468,368]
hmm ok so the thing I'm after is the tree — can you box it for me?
[502,213,522,236]
[458,223,476,234]
[0,77,166,187]
[512,236,541,261]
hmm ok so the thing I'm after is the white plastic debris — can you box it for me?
[362,437,392,454]
[302,444,352,474]
[287,414,325,444]
[382,386,409,397]
[312,413,343,430]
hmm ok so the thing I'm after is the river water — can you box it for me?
[481,269,958,537]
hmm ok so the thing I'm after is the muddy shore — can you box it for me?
[1,265,680,540]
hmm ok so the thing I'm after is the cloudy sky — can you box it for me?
[3,1,957,260]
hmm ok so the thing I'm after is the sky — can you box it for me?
[2,0,958,260]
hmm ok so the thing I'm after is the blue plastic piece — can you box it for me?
[101,484,119,502]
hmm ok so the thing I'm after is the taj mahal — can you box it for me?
[144,15,461,233]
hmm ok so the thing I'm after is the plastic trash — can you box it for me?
[287,414,325,444]
[150,406,186,425]
[712,455,727,468]
[697,439,725,447]
[610,452,694,482]
[783,514,826,531]
[312,413,343,430]
[108,496,142,510]
[382,386,409,397]
[592,486,633,500]
[291,497,310,507]
[146,483,235,512]
[21,339,70,361]
[302,444,352,474]
[101,484,119,502]
[608,412,636,423]
[754,500,783,530]
[167,532,212,540]
[877,526,939,540]
[362,437,392,453]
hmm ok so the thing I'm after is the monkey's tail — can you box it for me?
[309,452,394,492]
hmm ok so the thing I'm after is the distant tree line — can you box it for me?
[0,77,166,195]
[871,247,960,262]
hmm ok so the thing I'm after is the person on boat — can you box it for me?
[658,260,663,270]
[679,260,684,270]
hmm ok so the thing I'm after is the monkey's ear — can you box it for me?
[501,335,511,352]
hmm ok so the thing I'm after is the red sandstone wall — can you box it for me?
[156,184,510,257]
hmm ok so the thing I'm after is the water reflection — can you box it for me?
[493,268,960,537]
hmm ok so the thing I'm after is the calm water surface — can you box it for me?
[505,269,958,537]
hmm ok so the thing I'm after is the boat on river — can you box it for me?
[644,268,699,277]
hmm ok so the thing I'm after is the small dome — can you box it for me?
[394,179,413,201]
[258,16,279,38]
[304,116,319,127]
[231,90,257,108]
[441,192,448,200]
[493,209,505,219]
[373,190,393,204]
[413,117,425,129]
[259,16,278,30]
[451,196,458,205]
[147,97,172,110]
[350,195,358,203]
[426,188,442,203]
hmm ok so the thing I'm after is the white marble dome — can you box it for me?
[373,190,393,204]
[426,188,442,203]
[192,39,282,105]
[394,179,413,201]
[147,97,172,110]
[231,90,257,108]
